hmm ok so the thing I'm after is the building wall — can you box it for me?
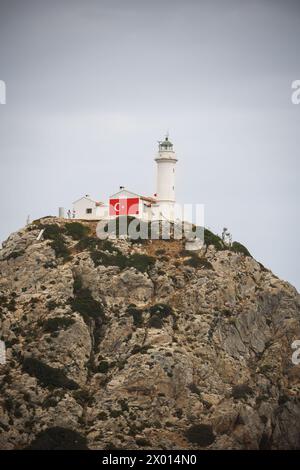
[73,198,98,219]
[97,205,109,219]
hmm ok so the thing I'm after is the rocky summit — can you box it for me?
[0,217,299,450]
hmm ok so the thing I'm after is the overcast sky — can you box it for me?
[0,0,299,289]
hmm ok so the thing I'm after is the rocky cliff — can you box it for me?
[0,217,299,450]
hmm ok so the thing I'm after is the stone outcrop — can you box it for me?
[0,217,299,450]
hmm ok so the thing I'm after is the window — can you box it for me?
[86,208,92,214]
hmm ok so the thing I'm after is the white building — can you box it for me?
[72,195,107,220]
[70,135,178,222]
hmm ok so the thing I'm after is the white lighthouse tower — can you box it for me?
[155,135,178,220]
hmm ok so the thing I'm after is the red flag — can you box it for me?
[109,198,139,216]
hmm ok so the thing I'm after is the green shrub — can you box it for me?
[126,305,144,327]
[4,397,14,412]
[98,361,110,373]
[128,253,155,273]
[198,258,213,269]
[185,424,215,446]
[135,437,151,447]
[259,364,274,373]
[119,399,129,412]
[51,238,71,261]
[230,241,252,257]
[149,303,173,318]
[184,254,213,269]
[42,224,63,240]
[0,295,16,312]
[71,288,105,322]
[22,357,79,390]
[86,238,123,267]
[204,228,224,250]
[42,396,57,409]
[148,304,174,329]
[188,383,201,396]
[8,298,16,312]
[42,224,70,261]
[65,222,90,240]
[91,250,128,269]
[42,317,75,333]
[73,275,83,293]
[90,250,155,273]
[73,389,92,406]
[46,300,58,311]
[110,409,123,418]
[232,384,253,399]
[0,295,8,307]
[25,427,88,450]
[101,239,121,253]
[5,250,25,261]
[131,344,150,355]
[259,433,271,450]
[148,314,163,329]
[76,236,101,251]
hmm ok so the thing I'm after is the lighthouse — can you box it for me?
[155,135,178,220]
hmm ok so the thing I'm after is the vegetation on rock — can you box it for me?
[232,384,254,399]
[22,357,79,390]
[126,305,144,327]
[40,317,75,333]
[204,228,224,250]
[185,424,215,446]
[91,249,155,273]
[26,427,88,450]
[5,249,25,261]
[41,224,71,261]
[148,303,174,329]
[65,222,90,240]
[184,253,213,269]
[230,241,252,257]
[71,287,105,322]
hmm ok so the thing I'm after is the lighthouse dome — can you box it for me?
[159,136,173,150]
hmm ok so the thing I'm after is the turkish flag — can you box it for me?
[109,198,139,216]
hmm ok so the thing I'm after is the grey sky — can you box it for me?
[0,0,299,289]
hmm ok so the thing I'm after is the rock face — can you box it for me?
[0,217,299,450]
